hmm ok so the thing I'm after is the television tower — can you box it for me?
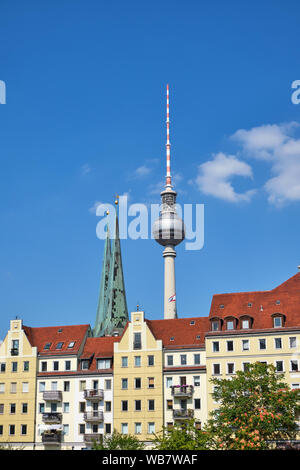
[152,85,185,319]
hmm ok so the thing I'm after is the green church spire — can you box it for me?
[93,204,128,337]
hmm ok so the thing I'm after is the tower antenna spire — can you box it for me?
[166,84,172,188]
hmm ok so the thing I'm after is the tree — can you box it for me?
[92,430,145,450]
[206,362,300,450]
[152,419,211,450]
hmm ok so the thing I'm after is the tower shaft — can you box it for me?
[163,245,177,319]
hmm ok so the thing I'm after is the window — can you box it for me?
[242,319,250,329]
[190,320,195,325]
[65,361,71,371]
[63,402,70,413]
[22,403,28,414]
[135,423,142,434]
[97,359,111,369]
[227,363,235,374]
[135,378,141,389]
[292,384,300,389]
[213,364,220,375]
[243,362,250,372]
[105,401,111,412]
[273,317,282,328]
[0,383,4,393]
[21,425,27,435]
[0,404,3,414]
[133,332,142,350]
[180,355,187,365]
[275,338,282,349]
[121,423,128,435]
[166,400,173,410]
[148,400,155,411]
[67,341,76,349]
[10,403,16,414]
[105,423,112,434]
[79,402,86,413]
[167,355,173,366]
[53,361,59,371]
[79,381,86,392]
[135,400,141,411]
[121,378,128,390]
[194,399,201,409]
[0,425,3,435]
[148,422,155,434]
[79,424,85,434]
[194,354,200,365]
[105,379,111,390]
[44,343,51,350]
[227,341,234,352]
[63,424,69,436]
[10,382,17,393]
[51,403,57,413]
[259,339,266,350]
[41,362,47,372]
[9,425,15,435]
[148,377,155,389]
[227,320,234,330]
[51,381,57,391]
[134,356,141,367]
[11,339,19,355]
[212,321,219,331]
[22,382,29,393]
[290,337,297,349]
[39,403,45,413]
[291,360,299,372]
[242,340,249,351]
[248,303,252,308]
[276,361,284,372]
[148,355,154,366]
[56,342,64,350]
[81,360,89,370]
[194,376,200,387]
[0,363,5,373]
[23,361,29,372]
[64,381,70,392]
[166,377,173,388]
[11,362,18,372]
[121,357,128,368]
[121,400,128,411]
[212,342,219,352]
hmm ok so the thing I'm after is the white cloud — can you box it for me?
[89,201,102,214]
[195,152,256,203]
[134,165,152,178]
[232,122,300,206]
[81,163,91,175]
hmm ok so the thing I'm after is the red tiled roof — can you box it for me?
[146,317,210,348]
[208,273,300,330]
[23,324,90,355]
[79,336,121,371]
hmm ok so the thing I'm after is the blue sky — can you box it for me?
[1,0,300,339]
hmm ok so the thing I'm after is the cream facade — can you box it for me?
[113,311,163,447]
[0,319,37,449]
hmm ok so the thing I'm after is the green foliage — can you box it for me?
[206,362,300,450]
[152,419,211,450]
[92,430,145,450]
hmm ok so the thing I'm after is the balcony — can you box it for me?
[43,391,62,401]
[84,389,104,401]
[171,385,194,398]
[84,433,103,445]
[83,411,104,422]
[173,408,194,420]
[42,412,62,423]
[42,432,61,444]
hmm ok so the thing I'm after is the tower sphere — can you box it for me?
[152,188,185,247]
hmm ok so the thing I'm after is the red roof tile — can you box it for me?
[79,336,121,371]
[146,317,210,348]
[23,324,90,355]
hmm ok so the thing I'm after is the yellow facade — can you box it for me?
[205,330,300,415]
[113,311,163,445]
[0,320,37,448]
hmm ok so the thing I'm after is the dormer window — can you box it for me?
[276,300,280,305]
[212,321,219,331]
[190,321,195,325]
[44,343,51,350]
[81,360,90,370]
[227,320,234,330]
[170,337,174,341]
[248,303,252,308]
[224,316,237,331]
[56,342,64,350]
[242,319,249,329]
[67,341,76,349]
[272,313,285,328]
[219,305,224,309]
[239,315,253,330]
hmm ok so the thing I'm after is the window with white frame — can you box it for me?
[194,354,200,365]
[212,341,219,352]
[259,339,266,350]
[227,363,235,375]
[166,377,173,388]
[97,359,110,369]
[289,337,297,349]
[273,317,282,328]
[135,422,142,434]
[193,376,200,386]
[291,360,299,372]
[242,319,250,329]
[276,361,284,372]
[22,382,29,393]
[213,364,221,375]
[121,423,128,434]
[275,338,282,349]
[242,340,249,351]
[148,422,155,434]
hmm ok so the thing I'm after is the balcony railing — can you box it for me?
[173,408,194,420]
[42,432,61,444]
[84,389,104,401]
[83,411,104,422]
[42,412,62,423]
[10,348,19,356]
[84,433,103,444]
[43,391,62,401]
[171,385,194,398]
